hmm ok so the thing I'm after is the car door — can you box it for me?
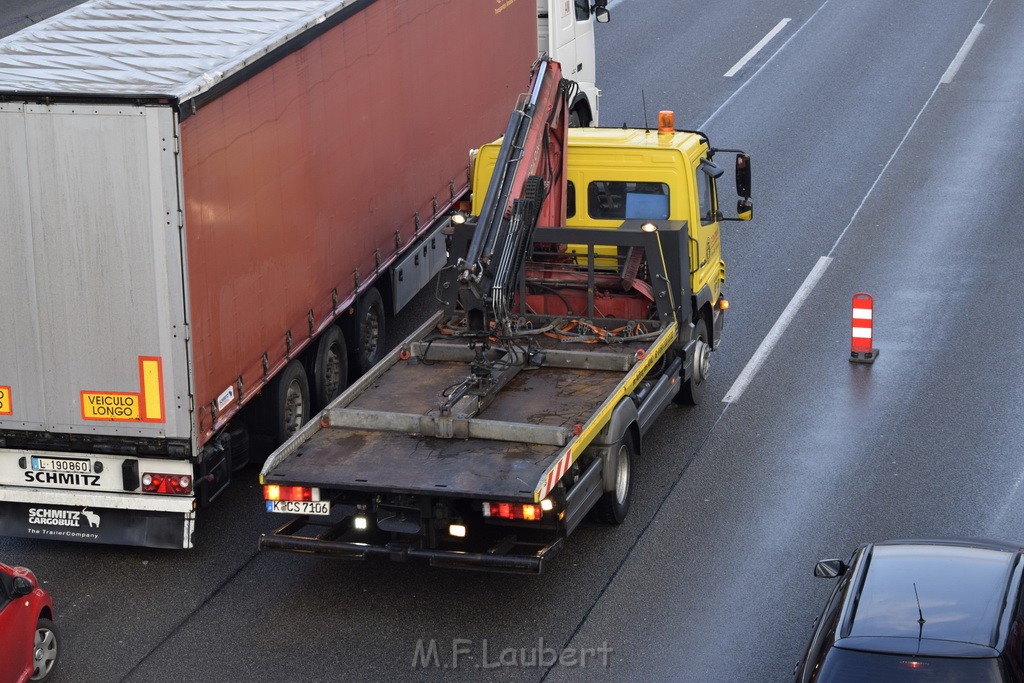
[0,569,31,682]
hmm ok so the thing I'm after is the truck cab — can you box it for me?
[471,117,751,357]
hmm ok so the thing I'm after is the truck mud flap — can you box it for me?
[259,519,563,574]
[0,502,192,549]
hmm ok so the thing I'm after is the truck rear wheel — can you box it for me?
[675,316,710,406]
[594,436,634,524]
[352,287,385,376]
[270,360,310,445]
[313,324,347,410]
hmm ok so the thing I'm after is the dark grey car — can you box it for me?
[795,539,1024,682]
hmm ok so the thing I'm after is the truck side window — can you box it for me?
[697,161,717,225]
[588,181,669,220]
[575,0,590,21]
[567,180,576,219]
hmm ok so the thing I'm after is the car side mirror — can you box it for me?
[12,576,33,597]
[814,559,848,578]
[594,7,610,23]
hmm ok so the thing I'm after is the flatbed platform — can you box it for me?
[261,313,671,501]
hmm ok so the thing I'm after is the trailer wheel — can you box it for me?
[594,436,634,524]
[270,360,310,445]
[352,287,385,376]
[313,324,347,410]
[675,316,710,406]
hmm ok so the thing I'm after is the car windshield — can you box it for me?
[816,648,1004,682]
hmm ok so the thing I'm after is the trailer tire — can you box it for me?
[352,287,386,376]
[675,316,710,406]
[594,436,634,524]
[313,324,347,410]
[270,360,310,445]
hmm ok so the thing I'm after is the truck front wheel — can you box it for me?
[270,360,310,445]
[676,316,710,406]
[594,436,634,524]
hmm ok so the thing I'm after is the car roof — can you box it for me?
[837,541,1022,656]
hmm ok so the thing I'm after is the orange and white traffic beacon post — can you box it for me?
[849,293,878,364]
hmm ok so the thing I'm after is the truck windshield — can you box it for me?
[588,181,669,220]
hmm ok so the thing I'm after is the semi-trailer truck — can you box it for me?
[0,0,608,549]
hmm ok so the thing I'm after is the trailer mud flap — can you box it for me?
[0,502,193,549]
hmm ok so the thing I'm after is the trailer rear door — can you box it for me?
[0,103,191,443]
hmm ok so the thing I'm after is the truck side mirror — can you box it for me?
[594,7,610,23]
[735,153,751,198]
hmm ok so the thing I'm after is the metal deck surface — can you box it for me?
[264,351,627,500]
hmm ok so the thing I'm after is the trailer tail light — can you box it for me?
[263,485,319,502]
[142,472,192,495]
[482,502,543,521]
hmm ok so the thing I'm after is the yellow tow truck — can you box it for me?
[258,60,752,573]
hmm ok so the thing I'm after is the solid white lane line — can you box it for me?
[941,22,984,84]
[723,256,833,403]
[724,18,792,78]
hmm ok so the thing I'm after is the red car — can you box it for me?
[0,562,58,682]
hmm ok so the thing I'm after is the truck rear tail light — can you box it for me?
[263,485,319,502]
[482,502,543,521]
[142,472,192,495]
[260,485,319,501]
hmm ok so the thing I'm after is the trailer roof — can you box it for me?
[0,0,355,100]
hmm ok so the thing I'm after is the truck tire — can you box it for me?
[352,287,385,376]
[270,360,310,445]
[594,436,634,524]
[313,324,347,411]
[675,316,710,406]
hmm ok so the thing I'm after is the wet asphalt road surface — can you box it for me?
[3,0,1024,681]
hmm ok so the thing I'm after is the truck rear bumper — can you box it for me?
[0,487,194,548]
[259,517,563,574]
